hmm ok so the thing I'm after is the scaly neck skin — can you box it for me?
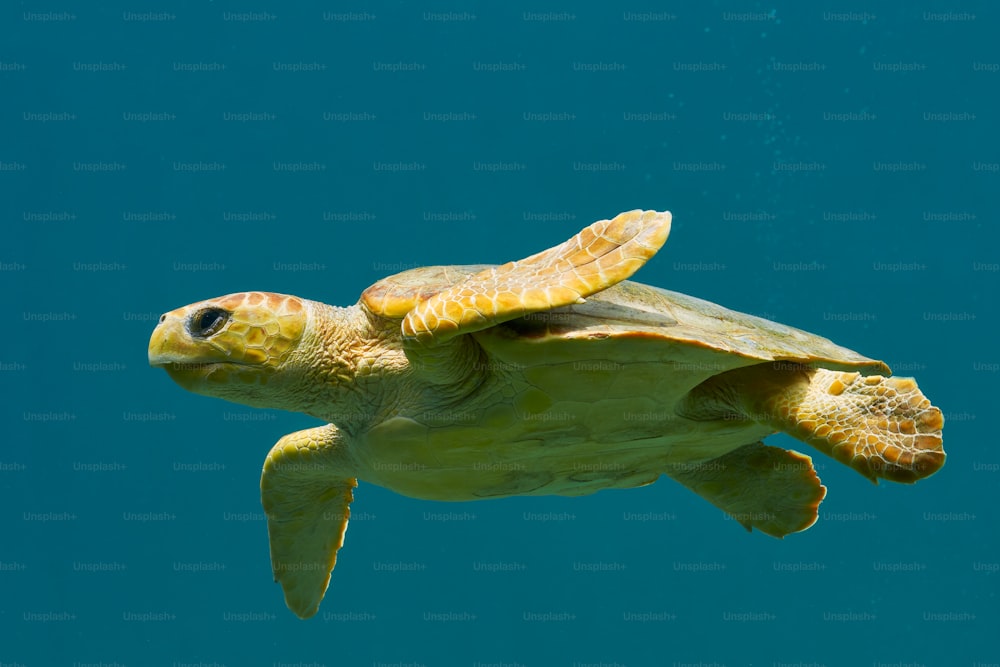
[283,301,414,436]
[265,300,487,437]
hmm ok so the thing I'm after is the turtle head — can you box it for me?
[148,292,311,409]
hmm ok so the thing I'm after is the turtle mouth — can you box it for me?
[148,344,254,370]
[152,360,246,371]
[154,360,261,385]
[154,359,271,393]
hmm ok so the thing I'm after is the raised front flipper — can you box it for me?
[402,210,672,345]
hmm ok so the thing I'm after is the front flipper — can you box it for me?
[402,210,672,344]
[260,425,357,619]
[666,442,827,538]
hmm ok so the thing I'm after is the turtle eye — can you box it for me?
[189,308,229,338]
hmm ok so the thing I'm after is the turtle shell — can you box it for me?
[361,264,890,376]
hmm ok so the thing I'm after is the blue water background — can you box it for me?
[2,2,996,665]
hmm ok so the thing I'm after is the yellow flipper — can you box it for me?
[260,425,357,619]
[759,369,945,483]
[402,210,672,344]
[666,442,827,538]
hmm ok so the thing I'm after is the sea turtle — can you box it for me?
[148,210,945,619]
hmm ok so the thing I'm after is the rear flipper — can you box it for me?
[752,367,945,483]
[666,442,827,538]
[679,363,945,484]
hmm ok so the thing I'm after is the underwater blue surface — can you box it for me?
[2,2,997,666]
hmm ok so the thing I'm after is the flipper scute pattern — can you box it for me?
[402,210,672,344]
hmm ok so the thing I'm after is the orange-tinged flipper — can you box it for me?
[401,210,672,344]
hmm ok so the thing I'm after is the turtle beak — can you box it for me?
[149,310,208,390]
[148,310,196,367]
[148,312,178,367]
[149,309,238,393]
